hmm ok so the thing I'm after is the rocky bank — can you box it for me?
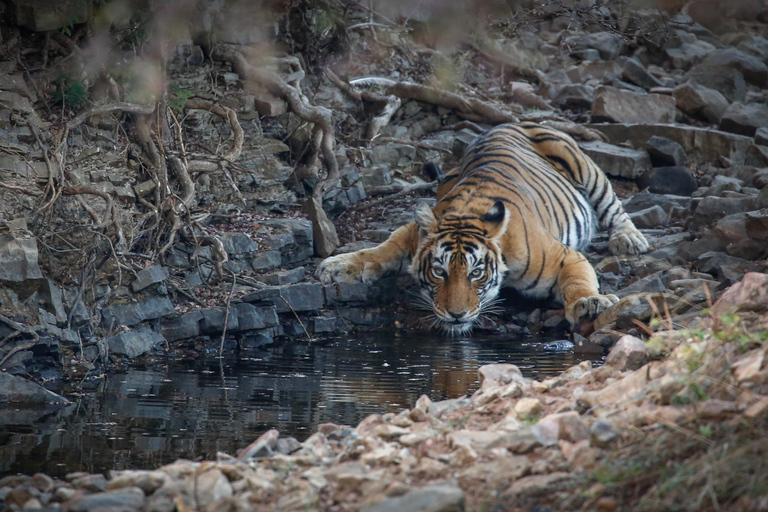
[1,0,768,509]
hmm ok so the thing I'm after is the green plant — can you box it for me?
[54,76,88,110]
[698,424,713,438]
[167,85,193,114]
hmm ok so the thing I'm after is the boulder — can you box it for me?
[0,372,69,404]
[591,86,676,124]
[604,335,648,371]
[578,141,651,179]
[0,233,44,298]
[101,297,176,328]
[665,38,716,70]
[719,103,768,137]
[705,48,768,86]
[646,136,687,167]
[637,166,697,196]
[478,364,525,391]
[564,32,625,60]
[711,272,768,318]
[621,58,664,90]
[302,197,339,258]
[683,67,746,102]
[107,325,166,358]
[672,83,729,123]
[587,123,753,166]
[131,265,169,292]
[553,84,595,111]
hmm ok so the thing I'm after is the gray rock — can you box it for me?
[67,487,146,512]
[591,86,676,124]
[241,283,324,313]
[564,32,625,60]
[220,233,259,255]
[683,67,746,102]
[251,250,282,271]
[10,0,88,31]
[363,480,464,512]
[262,219,314,265]
[694,251,761,282]
[131,266,169,292]
[312,315,337,333]
[688,196,759,229]
[623,193,693,214]
[637,167,697,196]
[617,272,666,297]
[587,123,753,166]
[0,233,44,298]
[646,136,687,167]
[324,283,370,305]
[107,325,166,358]
[553,84,594,111]
[101,297,176,328]
[590,418,620,447]
[705,48,768,86]
[200,307,239,334]
[604,334,648,371]
[665,37,716,70]
[233,303,278,331]
[0,372,69,404]
[673,83,729,124]
[738,36,768,62]
[578,141,651,179]
[628,205,669,229]
[302,197,339,258]
[159,311,203,342]
[255,267,306,286]
[360,166,392,189]
[719,102,768,138]
[621,58,664,90]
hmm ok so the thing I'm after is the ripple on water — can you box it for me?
[0,332,601,477]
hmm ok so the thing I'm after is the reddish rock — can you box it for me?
[711,272,768,318]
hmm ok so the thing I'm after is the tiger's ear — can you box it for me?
[481,201,509,240]
[414,202,437,235]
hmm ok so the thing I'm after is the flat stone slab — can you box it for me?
[240,283,324,313]
[578,141,651,179]
[102,297,176,328]
[587,123,753,166]
[107,325,166,358]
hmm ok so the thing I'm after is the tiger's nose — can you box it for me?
[448,310,467,320]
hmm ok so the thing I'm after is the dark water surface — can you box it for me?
[0,333,600,478]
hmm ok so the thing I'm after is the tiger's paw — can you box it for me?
[609,228,649,256]
[315,253,383,284]
[566,294,619,327]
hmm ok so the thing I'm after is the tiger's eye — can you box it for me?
[432,267,446,278]
[470,268,483,278]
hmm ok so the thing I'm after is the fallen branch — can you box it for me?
[353,180,437,211]
[0,181,42,195]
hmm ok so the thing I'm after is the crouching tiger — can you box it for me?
[316,122,649,333]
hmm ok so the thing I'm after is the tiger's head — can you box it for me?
[410,201,510,334]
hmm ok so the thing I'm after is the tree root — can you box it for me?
[210,44,340,202]
[353,180,437,211]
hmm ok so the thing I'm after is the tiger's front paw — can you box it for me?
[315,253,383,284]
[609,228,649,256]
[566,294,619,327]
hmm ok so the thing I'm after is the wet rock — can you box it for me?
[241,283,324,313]
[363,479,464,512]
[673,83,730,123]
[478,364,524,392]
[302,197,339,258]
[159,310,203,342]
[604,335,647,371]
[131,265,169,292]
[0,233,44,298]
[705,48,768,86]
[719,103,768,137]
[637,167,697,196]
[591,86,676,124]
[578,141,651,179]
[67,487,145,512]
[101,297,176,328]
[621,59,664,90]
[107,325,166,358]
[646,137,687,167]
[683,67,746,102]
[0,372,69,404]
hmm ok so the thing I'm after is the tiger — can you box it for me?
[316,122,649,333]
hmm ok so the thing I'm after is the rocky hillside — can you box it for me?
[1,0,768,509]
